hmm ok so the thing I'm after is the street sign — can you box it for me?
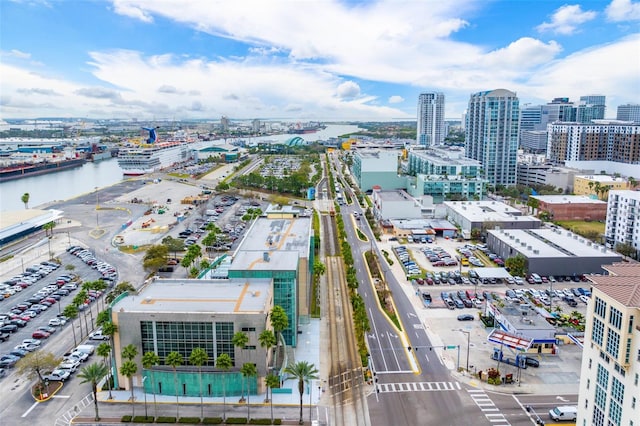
[446,345,457,349]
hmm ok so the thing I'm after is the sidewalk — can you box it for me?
[97,319,323,408]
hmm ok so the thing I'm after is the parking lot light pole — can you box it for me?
[458,329,471,372]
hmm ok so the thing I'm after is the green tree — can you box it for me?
[105,281,136,304]
[120,360,138,418]
[283,361,319,425]
[143,244,169,274]
[270,305,289,370]
[62,304,79,346]
[21,192,30,209]
[42,221,56,237]
[240,363,257,420]
[189,348,209,420]
[615,242,637,259]
[77,363,109,421]
[162,236,185,260]
[526,196,539,215]
[96,343,113,399]
[165,351,183,419]
[258,329,276,370]
[215,353,233,421]
[504,254,527,278]
[15,351,61,392]
[232,331,249,400]
[122,344,138,362]
[265,373,280,424]
[142,351,161,419]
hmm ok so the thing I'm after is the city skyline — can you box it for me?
[1,0,639,121]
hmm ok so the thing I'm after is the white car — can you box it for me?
[89,330,109,341]
[64,351,89,363]
[48,318,67,327]
[579,295,590,304]
[46,369,71,382]
[15,343,38,352]
[58,360,80,373]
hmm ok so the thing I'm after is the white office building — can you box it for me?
[576,263,640,426]
[417,92,445,146]
[605,190,640,255]
[617,104,640,123]
[465,89,520,186]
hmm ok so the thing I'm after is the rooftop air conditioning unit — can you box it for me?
[533,249,539,254]
[574,235,578,240]
[515,238,520,243]
[527,245,532,250]
[510,235,515,240]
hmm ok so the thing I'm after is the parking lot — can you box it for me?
[379,236,588,389]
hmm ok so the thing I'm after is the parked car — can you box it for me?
[22,338,42,347]
[0,354,20,368]
[89,329,109,341]
[0,324,18,334]
[48,318,67,327]
[58,360,80,373]
[457,314,474,321]
[45,369,71,382]
[31,331,50,339]
[524,357,540,368]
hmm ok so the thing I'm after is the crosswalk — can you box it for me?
[467,389,511,425]
[376,381,461,393]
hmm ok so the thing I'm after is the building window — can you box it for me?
[635,373,639,386]
[241,327,256,332]
[595,297,607,318]
[609,306,622,330]
[629,316,635,334]
[606,329,620,359]
[597,364,609,388]
[593,318,605,346]
[215,322,234,363]
[609,401,622,426]
[141,321,216,366]
[593,406,604,426]
[611,377,625,404]
[632,397,636,409]
[589,358,593,369]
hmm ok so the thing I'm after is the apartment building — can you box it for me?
[605,190,640,253]
[576,263,640,426]
[417,92,445,146]
[574,175,630,199]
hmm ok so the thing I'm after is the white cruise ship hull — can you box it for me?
[117,140,205,175]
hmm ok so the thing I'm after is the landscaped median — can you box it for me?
[32,380,64,402]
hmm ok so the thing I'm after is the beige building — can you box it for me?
[576,263,640,426]
[574,175,629,199]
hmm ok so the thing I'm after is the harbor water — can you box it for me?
[0,124,361,212]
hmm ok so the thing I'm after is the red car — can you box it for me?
[32,331,50,339]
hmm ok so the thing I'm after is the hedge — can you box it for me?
[156,416,178,423]
[224,418,248,424]
[179,417,202,424]
[248,419,279,425]
[132,416,155,423]
[202,418,223,425]
[121,416,132,423]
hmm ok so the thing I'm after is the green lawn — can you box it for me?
[555,220,605,238]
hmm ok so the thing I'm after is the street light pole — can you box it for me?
[142,376,148,419]
[458,329,471,372]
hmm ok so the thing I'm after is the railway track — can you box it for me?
[321,211,369,425]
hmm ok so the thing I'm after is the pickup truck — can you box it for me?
[46,369,71,382]
[64,350,89,363]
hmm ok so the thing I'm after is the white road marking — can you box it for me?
[21,402,39,418]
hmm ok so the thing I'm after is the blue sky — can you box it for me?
[1,0,638,121]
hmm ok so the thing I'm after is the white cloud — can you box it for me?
[388,96,404,104]
[336,81,361,99]
[536,4,597,35]
[606,0,640,21]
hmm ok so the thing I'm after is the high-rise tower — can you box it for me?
[417,92,445,146]
[577,95,606,123]
[465,89,519,186]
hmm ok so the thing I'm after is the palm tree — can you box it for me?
[270,305,289,371]
[42,221,56,237]
[122,344,138,362]
[62,304,79,347]
[96,343,112,399]
[120,360,138,418]
[240,363,257,421]
[284,361,319,425]
[165,351,183,419]
[21,192,30,209]
[189,348,209,420]
[232,331,249,401]
[142,351,160,420]
[215,353,233,422]
[77,363,109,421]
[101,322,117,399]
[258,330,276,371]
[265,373,280,424]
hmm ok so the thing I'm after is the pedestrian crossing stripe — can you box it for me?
[375,381,461,393]
[467,390,511,426]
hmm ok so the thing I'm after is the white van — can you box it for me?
[75,344,96,355]
[549,406,577,421]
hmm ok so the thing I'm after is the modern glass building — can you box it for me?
[417,92,445,146]
[577,95,606,124]
[465,89,520,186]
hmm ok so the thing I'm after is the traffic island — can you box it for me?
[32,380,63,402]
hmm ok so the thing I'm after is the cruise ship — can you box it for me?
[117,127,203,175]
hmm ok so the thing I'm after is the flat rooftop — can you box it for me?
[376,190,415,202]
[230,216,310,271]
[576,174,625,183]
[112,278,271,314]
[499,303,556,331]
[410,149,480,165]
[445,200,541,225]
[489,228,622,259]
[531,195,606,205]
